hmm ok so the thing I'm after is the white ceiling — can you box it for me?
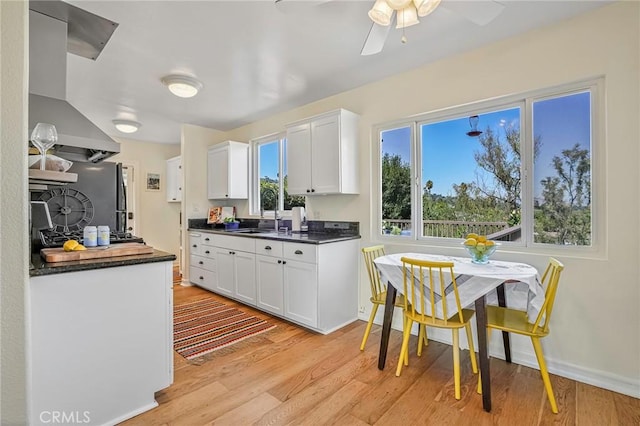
[64,0,610,144]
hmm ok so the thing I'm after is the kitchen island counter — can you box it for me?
[30,248,176,277]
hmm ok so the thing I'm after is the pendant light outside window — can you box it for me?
[414,0,441,17]
[112,119,141,134]
[396,5,419,29]
[161,75,203,98]
[368,0,394,26]
[466,115,483,137]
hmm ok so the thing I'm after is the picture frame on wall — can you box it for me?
[146,172,161,191]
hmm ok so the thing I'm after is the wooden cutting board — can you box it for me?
[41,243,153,263]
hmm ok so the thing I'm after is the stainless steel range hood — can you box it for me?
[29,3,120,163]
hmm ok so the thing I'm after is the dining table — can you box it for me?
[373,252,543,412]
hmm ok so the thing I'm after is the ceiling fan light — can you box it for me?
[161,74,203,98]
[414,0,441,17]
[396,5,419,29]
[368,0,394,26]
[385,0,412,10]
[112,119,141,134]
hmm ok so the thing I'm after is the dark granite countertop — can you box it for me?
[188,218,360,245]
[30,249,176,277]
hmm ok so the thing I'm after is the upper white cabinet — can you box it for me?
[207,141,249,199]
[286,109,359,195]
[166,155,182,202]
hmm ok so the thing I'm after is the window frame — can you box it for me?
[374,78,604,257]
[250,132,288,218]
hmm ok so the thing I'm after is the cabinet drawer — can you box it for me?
[201,233,216,246]
[189,266,216,289]
[189,234,203,256]
[215,235,256,253]
[190,255,215,272]
[255,240,283,258]
[284,243,317,263]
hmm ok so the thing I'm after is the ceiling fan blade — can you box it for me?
[442,0,505,26]
[361,19,393,56]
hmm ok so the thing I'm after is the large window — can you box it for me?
[378,81,597,248]
[251,134,305,216]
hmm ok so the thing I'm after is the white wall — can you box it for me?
[183,2,640,397]
[111,138,181,256]
[0,1,29,423]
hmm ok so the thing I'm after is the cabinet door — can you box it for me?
[214,248,235,297]
[207,147,229,199]
[256,255,284,315]
[286,123,312,195]
[234,251,256,305]
[284,260,318,328]
[311,114,341,194]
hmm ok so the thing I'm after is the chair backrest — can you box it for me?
[532,257,564,334]
[400,257,464,324]
[362,245,386,300]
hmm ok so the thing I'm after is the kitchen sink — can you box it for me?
[228,228,272,234]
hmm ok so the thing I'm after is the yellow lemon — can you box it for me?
[477,235,487,243]
[73,244,87,251]
[485,240,495,247]
[467,233,479,240]
[63,240,79,252]
[463,238,477,246]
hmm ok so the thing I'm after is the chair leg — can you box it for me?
[464,323,478,374]
[359,303,379,351]
[417,324,425,356]
[396,318,413,377]
[532,337,559,414]
[452,328,461,400]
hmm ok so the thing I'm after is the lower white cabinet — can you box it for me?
[189,232,359,334]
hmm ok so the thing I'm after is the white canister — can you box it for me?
[97,225,110,246]
[83,226,97,247]
[291,207,306,232]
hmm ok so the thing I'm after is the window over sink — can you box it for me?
[250,133,305,217]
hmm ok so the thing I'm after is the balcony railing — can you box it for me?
[383,219,520,241]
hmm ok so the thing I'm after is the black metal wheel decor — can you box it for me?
[38,187,95,232]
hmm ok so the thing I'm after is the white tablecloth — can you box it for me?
[374,253,544,322]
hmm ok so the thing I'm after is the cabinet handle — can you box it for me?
[265,245,272,250]
[294,250,303,255]
[283,261,287,265]
[205,237,210,241]
[205,250,210,254]
[199,261,203,265]
[199,276,204,280]
[172,198,176,200]
[311,189,315,193]
[225,194,228,197]
[306,189,310,193]
[278,260,282,264]
[229,251,235,255]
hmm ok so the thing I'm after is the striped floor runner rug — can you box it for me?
[174,298,276,360]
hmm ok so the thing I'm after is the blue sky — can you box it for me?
[259,139,280,181]
[381,91,591,200]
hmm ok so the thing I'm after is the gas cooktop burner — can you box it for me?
[39,230,144,248]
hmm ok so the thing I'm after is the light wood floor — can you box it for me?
[122,281,639,426]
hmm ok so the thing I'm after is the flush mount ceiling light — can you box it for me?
[112,119,141,134]
[161,74,203,98]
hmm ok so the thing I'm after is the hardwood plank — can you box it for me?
[538,374,577,425]
[576,382,619,425]
[612,391,640,426]
[208,392,281,425]
[295,379,369,425]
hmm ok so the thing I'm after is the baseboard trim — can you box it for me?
[356,311,640,399]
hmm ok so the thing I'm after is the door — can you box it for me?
[285,123,312,195]
[214,248,235,297]
[284,260,318,327]
[234,251,256,305]
[207,147,228,199]
[311,114,341,194]
[256,255,284,315]
[121,163,137,235]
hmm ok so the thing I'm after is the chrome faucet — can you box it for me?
[261,187,280,232]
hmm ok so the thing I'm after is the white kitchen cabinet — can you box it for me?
[189,232,217,292]
[284,258,318,328]
[212,235,256,305]
[166,155,182,202]
[255,240,285,315]
[207,141,249,199]
[286,109,359,195]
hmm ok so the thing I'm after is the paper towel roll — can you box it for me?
[292,207,305,232]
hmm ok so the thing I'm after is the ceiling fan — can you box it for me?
[275,0,506,56]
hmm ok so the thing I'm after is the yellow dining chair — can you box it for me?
[481,257,564,413]
[360,246,427,353]
[396,257,478,400]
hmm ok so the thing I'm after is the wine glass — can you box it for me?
[30,123,58,170]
